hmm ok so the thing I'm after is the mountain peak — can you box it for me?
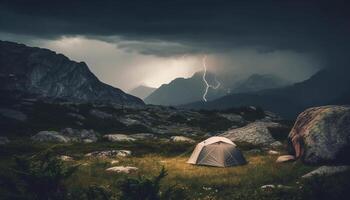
[0,40,144,106]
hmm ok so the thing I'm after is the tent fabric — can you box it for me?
[187,136,246,167]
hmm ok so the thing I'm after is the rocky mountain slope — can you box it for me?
[184,67,350,118]
[145,71,289,106]
[129,85,156,99]
[0,40,144,106]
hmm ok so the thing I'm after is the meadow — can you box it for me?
[1,139,350,200]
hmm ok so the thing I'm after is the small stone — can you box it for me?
[268,150,280,155]
[276,155,295,163]
[59,155,74,161]
[261,184,275,190]
[170,136,195,143]
[106,166,138,173]
[110,160,119,164]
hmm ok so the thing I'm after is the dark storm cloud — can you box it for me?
[1,0,349,59]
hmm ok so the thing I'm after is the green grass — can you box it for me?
[1,140,350,200]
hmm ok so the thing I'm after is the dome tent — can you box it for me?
[187,136,246,167]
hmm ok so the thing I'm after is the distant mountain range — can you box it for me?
[129,85,156,99]
[0,41,144,106]
[184,66,350,118]
[145,71,290,106]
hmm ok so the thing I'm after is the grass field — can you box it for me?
[1,140,350,200]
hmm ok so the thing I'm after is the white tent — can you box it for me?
[187,136,246,167]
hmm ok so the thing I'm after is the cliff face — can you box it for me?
[0,41,144,106]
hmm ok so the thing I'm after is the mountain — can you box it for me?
[0,41,144,106]
[129,85,156,99]
[144,71,227,106]
[184,67,350,118]
[145,72,290,106]
[232,74,290,94]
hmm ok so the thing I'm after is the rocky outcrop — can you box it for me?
[288,105,350,164]
[85,150,132,158]
[302,166,350,178]
[103,134,136,142]
[220,121,284,146]
[31,128,99,143]
[31,131,70,143]
[0,40,144,106]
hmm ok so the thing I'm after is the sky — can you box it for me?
[0,0,349,91]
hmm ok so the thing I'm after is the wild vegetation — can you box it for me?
[1,139,350,200]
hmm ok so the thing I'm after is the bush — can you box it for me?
[119,167,187,200]
[11,149,79,200]
[68,185,113,200]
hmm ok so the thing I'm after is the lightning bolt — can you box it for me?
[202,55,221,102]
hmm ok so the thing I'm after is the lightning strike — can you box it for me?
[202,55,221,102]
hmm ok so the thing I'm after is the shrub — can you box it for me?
[119,167,187,200]
[12,149,79,200]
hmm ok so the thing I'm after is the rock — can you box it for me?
[0,108,27,121]
[106,166,138,174]
[130,133,156,140]
[85,150,132,158]
[289,105,350,164]
[270,141,283,148]
[61,128,98,143]
[261,184,275,190]
[31,131,70,143]
[31,128,99,143]
[276,155,295,163]
[302,166,350,178]
[0,136,10,145]
[220,122,284,146]
[103,134,136,142]
[268,150,280,155]
[119,118,141,126]
[218,113,244,123]
[67,113,86,120]
[170,136,195,143]
[261,184,292,191]
[89,109,113,119]
[59,155,74,161]
[110,160,119,164]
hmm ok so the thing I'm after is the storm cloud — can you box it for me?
[0,0,349,90]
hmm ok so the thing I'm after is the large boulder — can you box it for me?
[289,105,350,164]
[302,166,350,178]
[220,121,284,146]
